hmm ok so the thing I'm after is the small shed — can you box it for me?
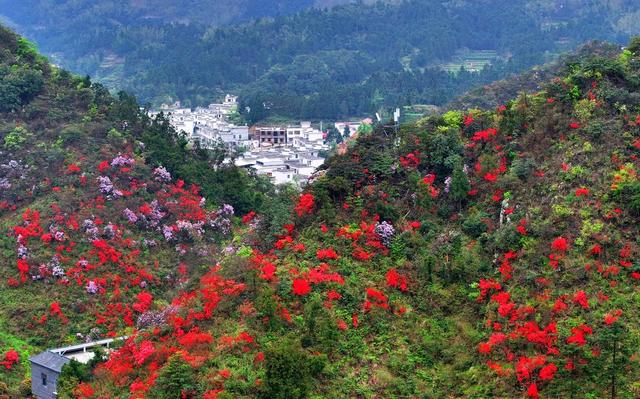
[29,337,127,399]
[29,351,70,399]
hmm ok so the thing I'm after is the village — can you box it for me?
[149,95,365,187]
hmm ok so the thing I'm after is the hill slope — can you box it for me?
[31,37,640,399]
[0,26,275,396]
[3,25,640,399]
[2,0,639,121]
[0,0,366,29]
[446,41,623,111]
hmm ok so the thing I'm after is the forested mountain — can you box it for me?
[0,0,365,28]
[446,41,623,111]
[3,21,640,398]
[0,25,279,394]
[2,0,639,122]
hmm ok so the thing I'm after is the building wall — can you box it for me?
[30,364,62,399]
[256,127,287,145]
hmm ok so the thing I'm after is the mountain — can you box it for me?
[3,24,640,398]
[445,40,623,111]
[2,0,639,122]
[0,25,276,396]
[0,0,365,28]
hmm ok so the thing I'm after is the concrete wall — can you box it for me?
[30,364,60,399]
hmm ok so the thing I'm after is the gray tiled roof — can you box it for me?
[29,351,70,372]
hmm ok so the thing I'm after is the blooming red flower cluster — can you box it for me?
[294,193,315,217]
[50,301,68,324]
[463,114,475,126]
[385,268,408,291]
[292,278,312,296]
[316,248,339,260]
[399,151,420,169]
[471,128,498,142]
[0,350,19,370]
[575,187,590,197]
[364,288,388,311]
[421,174,439,198]
[242,211,257,224]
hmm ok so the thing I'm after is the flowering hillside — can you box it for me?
[3,24,640,398]
[0,26,260,396]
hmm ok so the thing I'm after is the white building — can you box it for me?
[286,121,324,142]
[150,94,251,149]
[151,98,331,187]
[334,121,361,137]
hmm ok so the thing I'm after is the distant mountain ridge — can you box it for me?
[1,0,639,122]
[446,41,623,111]
[0,0,368,27]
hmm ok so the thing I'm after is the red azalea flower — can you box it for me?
[484,172,497,182]
[292,279,311,296]
[0,349,19,369]
[98,161,110,172]
[551,237,568,252]
[422,174,436,185]
[527,383,539,399]
[604,309,622,325]
[463,114,474,126]
[575,187,590,197]
[242,211,257,224]
[294,193,315,217]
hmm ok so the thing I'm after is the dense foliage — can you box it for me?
[3,0,639,121]
[0,0,363,28]
[3,22,640,399]
[72,35,640,397]
[0,26,275,395]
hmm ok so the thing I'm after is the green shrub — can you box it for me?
[442,110,462,128]
[552,204,574,218]
[584,120,604,141]
[59,125,85,145]
[148,354,197,399]
[3,126,31,150]
[260,339,326,399]
[301,296,338,351]
[615,181,640,216]
[510,157,535,180]
[462,212,488,238]
[56,360,90,399]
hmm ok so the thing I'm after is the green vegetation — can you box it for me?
[3,0,640,121]
[4,15,640,399]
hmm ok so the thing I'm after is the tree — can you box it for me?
[449,165,470,208]
[260,339,326,399]
[325,125,343,144]
[627,36,640,56]
[254,183,296,250]
[56,360,90,399]
[342,125,351,140]
[148,354,197,399]
[591,319,639,399]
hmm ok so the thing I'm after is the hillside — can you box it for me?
[446,41,623,111]
[73,35,640,398]
[2,0,639,121]
[0,26,276,396]
[3,25,640,399]
[0,0,364,29]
